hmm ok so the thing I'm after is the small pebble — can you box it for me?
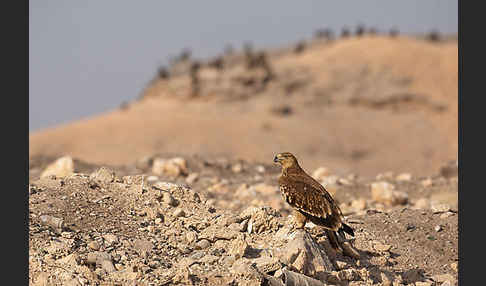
[196,239,211,250]
[232,163,243,173]
[186,232,197,244]
[373,242,392,252]
[440,212,455,219]
[255,166,265,173]
[163,192,178,207]
[450,262,458,272]
[421,178,433,187]
[88,241,101,251]
[185,173,199,184]
[173,208,185,218]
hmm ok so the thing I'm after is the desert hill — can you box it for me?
[29,35,457,177]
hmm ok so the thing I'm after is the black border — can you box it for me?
[5,0,28,284]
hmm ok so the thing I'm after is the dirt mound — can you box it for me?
[29,154,458,285]
[29,35,457,177]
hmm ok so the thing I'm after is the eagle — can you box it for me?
[274,152,354,253]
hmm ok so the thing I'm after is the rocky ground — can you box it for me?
[29,154,458,285]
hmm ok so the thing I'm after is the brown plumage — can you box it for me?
[274,152,354,252]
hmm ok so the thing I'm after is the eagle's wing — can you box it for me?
[280,174,340,220]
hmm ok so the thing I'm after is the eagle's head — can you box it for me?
[273,152,299,169]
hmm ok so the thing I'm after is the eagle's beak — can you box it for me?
[273,156,280,163]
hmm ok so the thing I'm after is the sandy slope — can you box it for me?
[30,36,457,177]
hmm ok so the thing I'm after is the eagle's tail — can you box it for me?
[339,223,355,237]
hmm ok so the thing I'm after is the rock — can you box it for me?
[152,181,179,191]
[255,165,266,173]
[239,206,281,234]
[239,219,249,232]
[195,239,211,250]
[200,224,239,241]
[371,182,408,206]
[401,268,423,284]
[414,198,430,209]
[232,163,243,173]
[163,192,178,207]
[435,225,442,232]
[421,178,433,187]
[103,234,118,246]
[228,222,242,232]
[228,235,249,259]
[88,241,101,251]
[145,207,164,220]
[337,178,352,186]
[185,173,199,184]
[86,251,114,273]
[152,157,188,177]
[46,239,69,256]
[221,255,236,267]
[335,261,349,270]
[186,231,197,244]
[39,215,64,230]
[33,272,50,286]
[431,203,451,213]
[252,256,281,273]
[100,259,116,273]
[337,269,361,281]
[440,212,455,219]
[64,278,81,286]
[60,232,74,239]
[148,260,160,268]
[433,273,455,284]
[415,282,433,286]
[381,272,393,286]
[56,253,80,267]
[275,230,334,281]
[312,167,330,181]
[351,198,367,211]
[136,155,154,170]
[376,171,394,180]
[146,175,159,182]
[89,167,116,185]
[87,251,111,264]
[395,173,412,181]
[40,156,74,178]
[109,266,140,282]
[373,241,392,252]
[450,262,458,272]
[133,239,154,256]
[280,268,329,286]
[200,254,219,265]
[230,259,264,282]
[173,208,186,218]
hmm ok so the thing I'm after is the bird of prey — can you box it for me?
[274,152,355,253]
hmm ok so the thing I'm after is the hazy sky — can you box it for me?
[29,1,457,132]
